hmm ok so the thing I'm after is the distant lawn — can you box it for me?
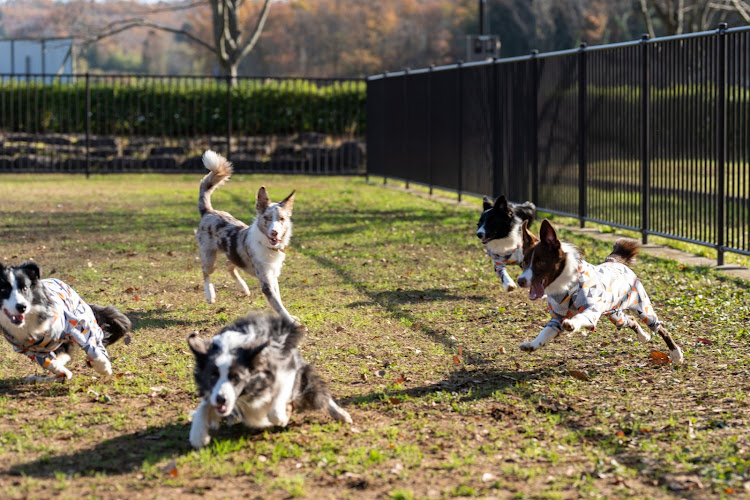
[0,173,747,499]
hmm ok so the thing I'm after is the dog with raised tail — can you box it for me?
[187,313,352,449]
[197,150,298,324]
[0,261,132,382]
[515,219,684,363]
[476,195,536,291]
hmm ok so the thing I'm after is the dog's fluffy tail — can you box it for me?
[91,305,132,346]
[604,238,640,267]
[294,364,333,411]
[513,201,537,226]
[198,150,233,217]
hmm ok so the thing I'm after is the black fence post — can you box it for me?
[457,60,463,203]
[428,65,434,195]
[531,49,539,206]
[226,74,232,159]
[578,43,587,227]
[491,57,502,199]
[383,71,388,186]
[641,34,650,244]
[403,68,410,190]
[85,72,90,179]
[716,23,728,265]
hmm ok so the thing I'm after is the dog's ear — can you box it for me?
[279,190,295,214]
[256,186,270,213]
[521,220,538,249]
[240,341,269,369]
[187,332,210,357]
[19,261,41,282]
[539,219,560,249]
[482,196,493,211]
[494,195,511,214]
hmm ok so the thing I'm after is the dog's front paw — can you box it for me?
[48,360,74,380]
[561,319,577,332]
[519,341,537,352]
[502,281,517,292]
[189,423,211,449]
[268,407,290,427]
[90,357,112,376]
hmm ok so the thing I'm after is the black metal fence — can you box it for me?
[0,74,366,175]
[367,25,750,264]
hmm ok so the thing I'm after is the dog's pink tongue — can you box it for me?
[529,283,545,300]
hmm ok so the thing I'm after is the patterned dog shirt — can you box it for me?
[485,244,523,278]
[544,260,662,332]
[2,279,110,369]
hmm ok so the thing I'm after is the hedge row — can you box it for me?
[0,77,367,137]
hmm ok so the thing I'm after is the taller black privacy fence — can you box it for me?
[367,24,750,265]
[0,74,366,176]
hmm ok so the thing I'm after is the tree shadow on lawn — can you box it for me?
[309,254,495,363]
[295,207,468,240]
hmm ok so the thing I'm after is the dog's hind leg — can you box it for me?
[199,247,218,303]
[226,262,251,297]
[326,399,353,423]
[655,325,684,364]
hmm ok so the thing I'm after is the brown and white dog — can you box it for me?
[515,219,684,363]
[197,150,298,324]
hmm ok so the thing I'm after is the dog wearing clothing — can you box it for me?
[516,219,684,363]
[476,195,536,291]
[0,261,131,381]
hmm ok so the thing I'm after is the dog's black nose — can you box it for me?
[16,304,26,313]
[476,231,485,239]
[215,394,226,406]
[517,277,527,287]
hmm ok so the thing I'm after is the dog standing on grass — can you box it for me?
[0,261,131,382]
[515,219,684,363]
[197,150,298,324]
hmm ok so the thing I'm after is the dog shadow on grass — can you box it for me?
[8,420,276,478]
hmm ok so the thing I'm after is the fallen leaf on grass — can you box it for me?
[452,355,461,365]
[388,397,402,405]
[568,369,590,381]
[697,338,713,345]
[649,351,671,365]
[393,374,406,384]
[360,373,368,382]
[498,346,506,354]
[161,460,178,477]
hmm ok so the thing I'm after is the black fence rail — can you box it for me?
[0,74,366,175]
[367,25,750,265]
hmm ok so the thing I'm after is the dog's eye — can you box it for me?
[278,217,285,222]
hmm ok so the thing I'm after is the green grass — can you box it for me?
[0,173,747,499]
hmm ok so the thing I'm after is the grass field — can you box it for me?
[0,173,748,499]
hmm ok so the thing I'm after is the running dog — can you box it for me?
[187,313,352,449]
[515,219,684,363]
[476,195,536,291]
[0,261,131,382]
[197,150,298,324]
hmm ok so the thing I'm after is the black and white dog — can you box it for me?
[197,150,299,324]
[0,261,131,382]
[187,314,352,449]
[476,195,536,291]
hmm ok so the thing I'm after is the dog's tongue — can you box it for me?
[4,309,24,325]
[529,282,545,300]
